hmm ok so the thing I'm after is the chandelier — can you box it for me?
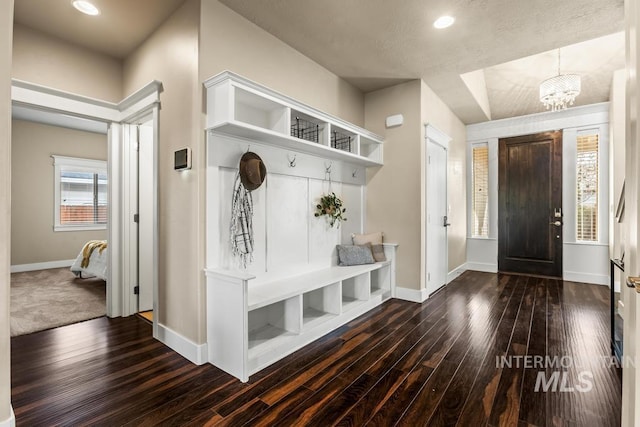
[539,49,581,111]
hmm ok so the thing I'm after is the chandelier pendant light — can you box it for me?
[539,49,581,111]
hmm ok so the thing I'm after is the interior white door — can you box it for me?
[426,137,448,295]
[137,120,154,312]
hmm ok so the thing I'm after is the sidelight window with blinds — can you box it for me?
[53,155,107,231]
[472,143,489,237]
[576,133,599,241]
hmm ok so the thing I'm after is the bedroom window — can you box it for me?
[576,132,599,241]
[53,155,107,231]
[472,143,489,237]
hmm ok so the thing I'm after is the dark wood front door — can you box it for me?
[498,131,562,277]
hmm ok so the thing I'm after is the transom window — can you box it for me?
[53,155,107,231]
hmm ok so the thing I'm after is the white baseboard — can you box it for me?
[155,323,208,365]
[0,407,15,427]
[466,262,498,273]
[395,286,428,303]
[447,263,467,283]
[563,271,608,286]
[10,259,75,273]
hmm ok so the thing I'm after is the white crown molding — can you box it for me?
[11,79,163,129]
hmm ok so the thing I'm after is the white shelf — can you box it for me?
[370,288,390,300]
[303,308,338,330]
[248,324,298,358]
[205,71,384,168]
[342,295,366,311]
[212,121,382,167]
[248,262,389,311]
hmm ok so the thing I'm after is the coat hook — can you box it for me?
[287,154,297,167]
[352,169,358,178]
[325,161,333,174]
[245,145,251,153]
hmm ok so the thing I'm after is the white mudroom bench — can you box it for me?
[205,243,397,382]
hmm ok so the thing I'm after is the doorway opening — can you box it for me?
[10,79,161,332]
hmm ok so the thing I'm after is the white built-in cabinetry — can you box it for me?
[204,71,394,382]
[205,72,383,167]
[205,245,396,382]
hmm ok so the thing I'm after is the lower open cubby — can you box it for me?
[248,296,300,359]
[371,263,392,299]
[341,273,370,311]
[302,282,341,330]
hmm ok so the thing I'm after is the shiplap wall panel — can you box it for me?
[340,183,364,242]
[267,174,309,273]
[218,167,268,273]
[308,179,342,268]
[210,133,366,277]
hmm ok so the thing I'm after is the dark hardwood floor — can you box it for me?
[11,271,621,426]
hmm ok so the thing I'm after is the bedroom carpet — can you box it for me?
[10,267,106,337]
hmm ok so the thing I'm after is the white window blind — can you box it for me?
[53,156,107,231]
[576,133,598,241]
[472,144,489,237]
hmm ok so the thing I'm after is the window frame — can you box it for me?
[52,155,107,232]
[575,131,599,242]
[471,142,490,238]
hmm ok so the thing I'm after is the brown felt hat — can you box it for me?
[239,152,267,191]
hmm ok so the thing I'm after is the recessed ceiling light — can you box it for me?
[434,15,455,29]
[72,0,100,16]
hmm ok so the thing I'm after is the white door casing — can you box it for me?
[11,79,161,322]
[138,119,154,312]
[424,124,451,296]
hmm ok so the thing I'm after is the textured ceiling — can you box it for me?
[12,0,625,123]
[220,0,625,123]
[483,32,625,120]
[13,0,187,58]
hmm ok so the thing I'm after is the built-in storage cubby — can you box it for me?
[371,263,392,299]
[360,135,383,164]
[234,87,289,133]
[248,297,301,358]
[290,110,328,145]
[302,283,340,330]
[330,124,357,154]
[205,71,384,167]
[341,273,370,311]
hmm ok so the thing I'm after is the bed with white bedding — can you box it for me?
[70,240,108,281]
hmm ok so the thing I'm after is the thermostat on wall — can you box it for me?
[174,147,191,171]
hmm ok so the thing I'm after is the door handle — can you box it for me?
[550,221,563,226]
[443,216,451,227]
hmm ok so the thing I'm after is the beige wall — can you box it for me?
[1,1,13,423]
[364,80,467,290]
[421,81,467,271]
[199,0,364,127]
[11,120,107,265]
[364,80,422,288]
[12,24,122,102]
[123,0,203,342]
